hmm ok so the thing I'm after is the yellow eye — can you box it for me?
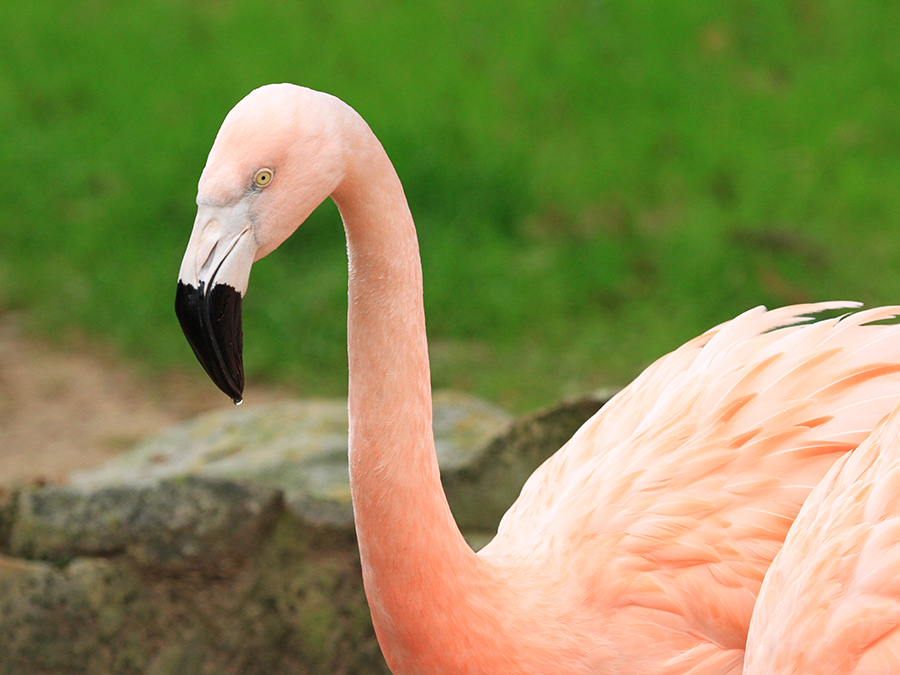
[254,169,273,187]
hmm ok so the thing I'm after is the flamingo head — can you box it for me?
[175,83,347,403]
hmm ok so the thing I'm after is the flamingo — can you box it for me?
[175,83,900,674]
[744,404,900,674]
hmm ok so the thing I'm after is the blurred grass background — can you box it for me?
[1,0,900,412]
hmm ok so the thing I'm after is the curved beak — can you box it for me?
[175,203,258,404]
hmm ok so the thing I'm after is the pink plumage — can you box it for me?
[482,303,900,674]
[175,84,900,674]
[746,386,900,674]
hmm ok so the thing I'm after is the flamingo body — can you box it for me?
[745,397,900,674]
[174,84,900,674]
[479,303,900,674]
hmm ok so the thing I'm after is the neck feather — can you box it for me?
[331,111,496,671]
[327,108,595,675]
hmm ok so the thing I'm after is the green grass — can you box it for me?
[2,1,900,412]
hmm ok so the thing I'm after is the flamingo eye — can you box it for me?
[254,169,273,187]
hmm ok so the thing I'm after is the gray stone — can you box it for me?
[0,390,613,675]
[72,391,515,532]
[0,556,155,675]
[0,518,385,675]
[9,477,282,574]
[445,390,613,535]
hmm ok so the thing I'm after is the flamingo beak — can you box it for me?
[175,203,258,404]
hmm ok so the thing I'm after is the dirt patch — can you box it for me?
[0,313,286,487]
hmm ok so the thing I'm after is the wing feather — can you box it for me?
[478,302,900,671]
[745,407,900,674]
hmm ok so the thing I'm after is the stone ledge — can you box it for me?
[9,477,283,576]
[0,390,613,675]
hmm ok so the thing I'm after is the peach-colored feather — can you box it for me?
[180,84,900,674]
[479,304,900,673]
[745,400,900,674]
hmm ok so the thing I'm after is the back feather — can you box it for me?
[745,396,900,674]
[479,303,900,672]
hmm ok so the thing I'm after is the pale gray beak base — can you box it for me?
[176,203,258,404]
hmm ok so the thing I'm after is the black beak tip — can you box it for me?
[175,280,245,404]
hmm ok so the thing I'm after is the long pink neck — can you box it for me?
[331,113,499,673]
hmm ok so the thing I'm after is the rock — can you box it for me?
[72,391,515,533]
[0,520,385,675]
[444,390,614,535]
[0,555,155,675]
[0,488,14,550]
[0,389,614,675]
[9,477,283,575]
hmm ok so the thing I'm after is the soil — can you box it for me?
[0,313,286,487]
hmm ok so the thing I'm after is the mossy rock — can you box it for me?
[0,390,613,674]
